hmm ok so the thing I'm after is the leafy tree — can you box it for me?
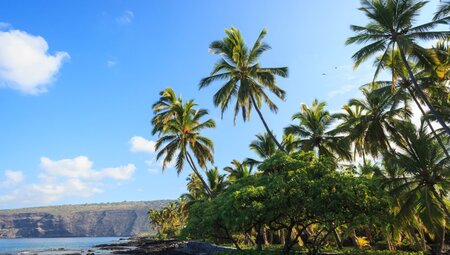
[199,27,288,151]
[346,0,450,136]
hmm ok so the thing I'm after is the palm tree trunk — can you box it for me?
[398,46,450,136]
[185,151,213,197]
[407,87,449,157]
[249,93,285,152]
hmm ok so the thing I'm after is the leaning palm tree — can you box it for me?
[155,98,215,196]
[199,27,288,151]
[285,99,351,160]
[372,47,449,156]
[346,0,450,136]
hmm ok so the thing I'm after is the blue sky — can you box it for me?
[0,1,441,209]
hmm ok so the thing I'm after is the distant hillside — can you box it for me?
[0,200,171,238]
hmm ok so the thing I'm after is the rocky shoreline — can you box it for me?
[13,237,235,255]
[94,236,235,255]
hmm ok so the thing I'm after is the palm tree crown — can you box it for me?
[346,0,450,136]
[285,99,351,160]
[200,27,288,151]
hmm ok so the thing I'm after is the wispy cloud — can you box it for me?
[0,22,10,30]
[116,10,134,25]
[107,59,117,67]
[0,170,24,187]
[0,156,135,207]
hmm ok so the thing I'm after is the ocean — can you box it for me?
[0,237,122,254]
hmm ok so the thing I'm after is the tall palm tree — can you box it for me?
[372,47,449,156]
[199,27,288,151]
[155,97,215,196]
[285,99,351,160]
[346,0,450,136]
[349,85,412,157]
[384,122,450,253]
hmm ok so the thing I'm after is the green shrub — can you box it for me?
[342,249,425,255]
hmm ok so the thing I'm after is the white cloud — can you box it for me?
[116,11,134,25]
[0,156,135,208]
[40,156,135,181]
[130,136,156,153]
[0,29,69,94]
[1,170,24,186]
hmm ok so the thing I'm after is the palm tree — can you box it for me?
[155,97,215,196]
[245,132,277,167]
[334,105,367,163]
[384,122,450,253]
[347,85,411,157]
[346,0,450,136]
[434,1,450,21]
[205,167,227,196]
[285,99,351,160]
[224,160,252,184]
[372,47,449,156]
[151,87,182,136]
[199,27,288,151]
[184,167,227,199]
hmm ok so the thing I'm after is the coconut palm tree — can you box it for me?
[334,104,367,163]
[244,132,277,167]
[199,27,288,151]
[346,0,450,136]
[155,97,215,196]
[151,87,182,136]
[347,86,411,157]
[285,99,351,160]
[384,122,450,253]
[184,167,227,199]
[372,47,449,156]
[224,160,252,184]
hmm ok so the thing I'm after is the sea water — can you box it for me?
[0,237,122,254]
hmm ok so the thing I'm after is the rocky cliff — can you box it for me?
[0,200,170,238]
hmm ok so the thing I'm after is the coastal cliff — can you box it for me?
[0,200,169,238]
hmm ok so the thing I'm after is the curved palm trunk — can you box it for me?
[398,47,450,136]
[185,151,213,197]
[407,87,449,157]
[249,93,286,152]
